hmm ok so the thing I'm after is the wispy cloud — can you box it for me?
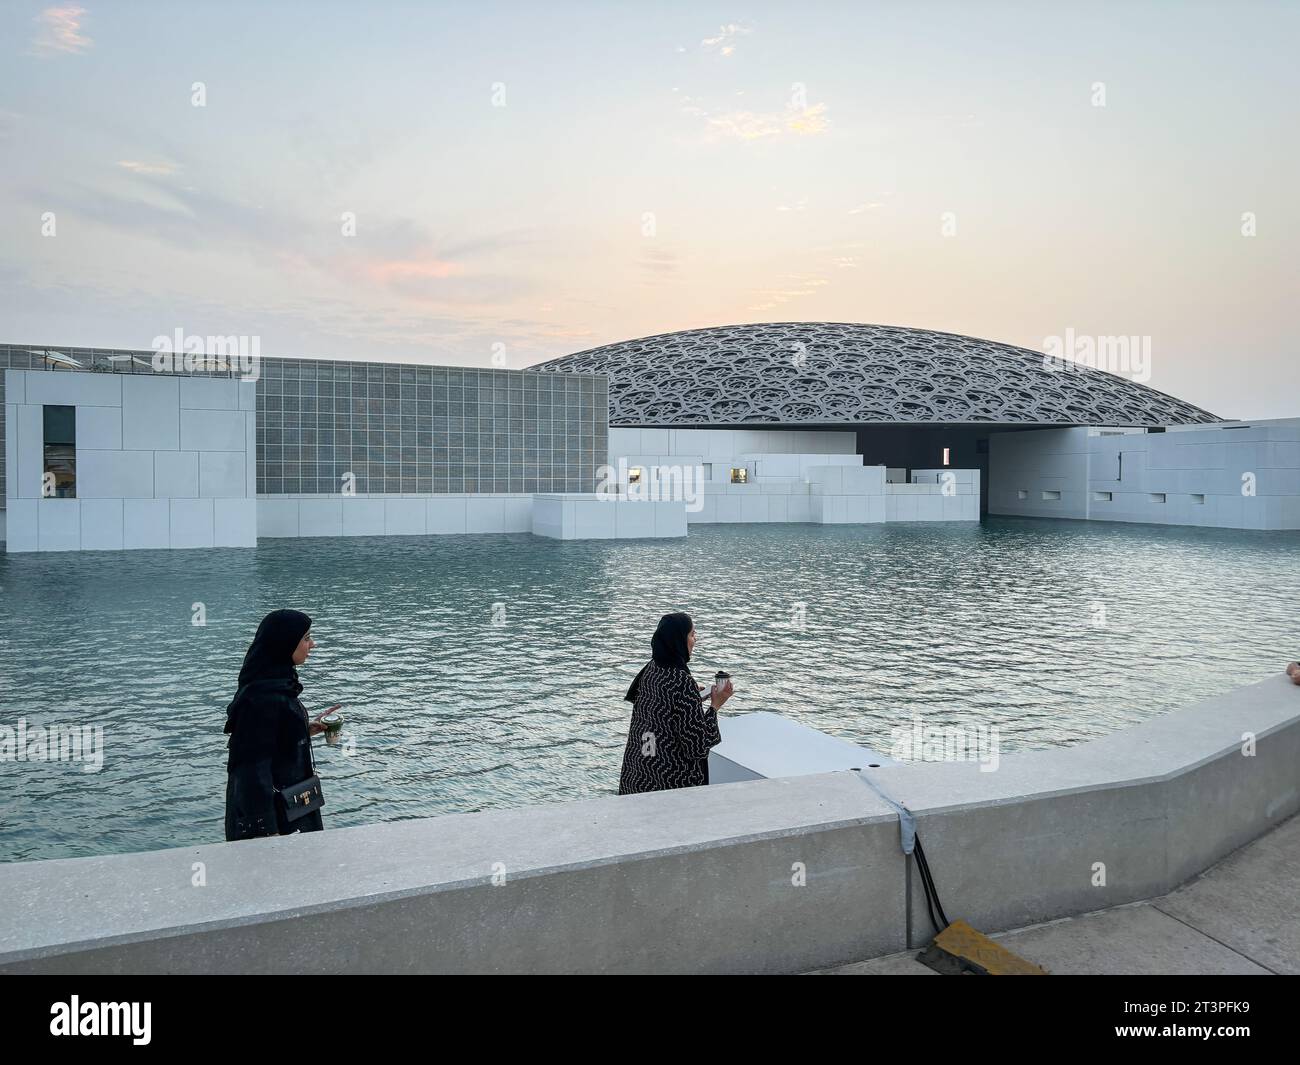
[30,5,92,56]
[678,91,831,141]
[848,202,885,215]
[118,160,180,176]
[700,23,752,57]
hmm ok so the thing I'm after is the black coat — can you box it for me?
[618,662,722,794]
[224,676,324,840]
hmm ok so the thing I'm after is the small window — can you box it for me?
[1150,493,1166,503]
[942,447,951,467]
[1017,489,1029,500]
[43,405,76,498]
[730,467,748,484]
[1191,494,1206,504]
[701,462,712,481]
[627,467,643,486]
[1042,490,1062,501]
[1093,491,1112,502]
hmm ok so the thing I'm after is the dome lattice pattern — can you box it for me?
[533,323,1219,427]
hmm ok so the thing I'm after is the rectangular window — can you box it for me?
[1017,489,1029,500]
[1042,490,1062,501]
[627,467,643,486]
[701,462,713,481]
[1191,493,1206,504]
[1093,491,1112,502]
[730,467,748,484]
[1150,493,1166,503]
[942,447,951,467]
[43,405,76,498]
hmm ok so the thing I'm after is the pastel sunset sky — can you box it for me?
[1,1,1296,417]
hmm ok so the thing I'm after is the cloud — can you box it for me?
[848,202,885,215]
[700,23,752,55]
[680,94,832,141]
[118,160,180,176]
[30,5,92,56]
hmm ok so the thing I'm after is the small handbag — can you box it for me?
[276,774,324,822]
[274,715,325,823]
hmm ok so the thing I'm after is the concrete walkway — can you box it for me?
[816,813,1299,975]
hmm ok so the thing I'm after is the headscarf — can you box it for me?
[624,612,693,702]
[224,609,312,733]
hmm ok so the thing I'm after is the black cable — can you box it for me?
[913,835,951,933]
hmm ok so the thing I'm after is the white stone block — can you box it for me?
[78,450,155,499]
[342,499,385,536]
[615,500,657,538]
[181,408,247,452]
[298,499,343,537]
[715,495,742,523]
[4,369,25,403]
[428,496,468,535]
[214,499,257,547]
[155,451,199,497]
[123,376,180,450]
[245,413,256,496]
[238,381,257,412]
[80,499,124,551]
[656,500,688,537]
[199,451,246,498]
[25,370,122,408]
[180,377,240,411]
[257,499,300,538]
[16,404,43,498]
[788,496,813,523]
[466,497,505,533]
[503,496,533,532]
[76,406,123,450]
[916,495,944,521]
[4,402,16,497]
[38,499,81,551]
[573,498,616,539]
[170,498,215,549]
[5,498,38,551]
[384,498,426,535]
[124,499,170,548]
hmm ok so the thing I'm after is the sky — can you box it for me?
[0,0,1296,418]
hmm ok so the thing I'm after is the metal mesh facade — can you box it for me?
[533,322,1220,428]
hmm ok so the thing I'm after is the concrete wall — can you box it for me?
[257,493,536,537]
[4,369,256,551]
[532,494,687,539]
[609,427,859,462]
[989,420,1300,529]
[0,675,1294,974]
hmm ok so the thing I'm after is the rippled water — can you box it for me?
[1,518,1297,862]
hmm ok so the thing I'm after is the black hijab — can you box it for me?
[224,609,312,732]
[625,612,693,702]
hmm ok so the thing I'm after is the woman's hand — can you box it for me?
[711,679,735,710]
[309,721,327,736]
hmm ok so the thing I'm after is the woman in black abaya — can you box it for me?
[223,609,332,840]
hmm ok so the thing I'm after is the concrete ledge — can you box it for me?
[0,676,1296,973]
[0,773,906,974]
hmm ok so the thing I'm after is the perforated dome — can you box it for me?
[533,322,1219,428]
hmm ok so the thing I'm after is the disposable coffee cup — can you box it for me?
[712,671,731,698]
[321,713,343,745]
